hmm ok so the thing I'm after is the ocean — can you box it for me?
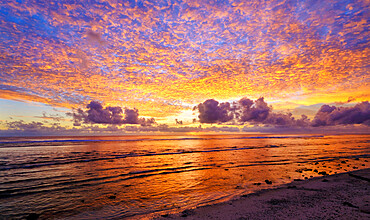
[0,134,369,219]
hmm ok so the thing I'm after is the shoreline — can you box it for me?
[142,168,370,220]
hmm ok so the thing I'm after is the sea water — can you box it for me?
[0,134,369,219]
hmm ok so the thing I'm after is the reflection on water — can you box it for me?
[0,134,369,219]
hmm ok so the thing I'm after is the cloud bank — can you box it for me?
[1,99,368,136]
[312,102,370,126]
[193,99,233,123]
[194,98,369,128]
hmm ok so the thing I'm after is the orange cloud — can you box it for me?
[0,0,368,123]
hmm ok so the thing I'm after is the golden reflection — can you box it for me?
[2,134,368,219]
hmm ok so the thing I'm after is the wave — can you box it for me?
[0,135,324,147]
[1,141,368,172]
[1,153,368,199]
[0,166,210,199]
[0,145,289,171]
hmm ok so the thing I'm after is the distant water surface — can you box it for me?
[0,134,369,219]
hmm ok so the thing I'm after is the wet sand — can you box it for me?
[150,168,370,220]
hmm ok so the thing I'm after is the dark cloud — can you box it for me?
[86,101,118,124]
[123,108,139,124]
[194,97,310,127]
[67,101,156,126]
[195,97,369,128]
[194,99,233,123]
[237,97,270,123]
[312,102,370,127]
[237,97,310,127]
[264,113,310,127]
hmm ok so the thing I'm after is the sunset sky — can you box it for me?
[0,0,369,135]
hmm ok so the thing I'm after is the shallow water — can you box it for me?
[0,134,369,219]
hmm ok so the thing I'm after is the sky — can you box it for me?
[0,0,369,136]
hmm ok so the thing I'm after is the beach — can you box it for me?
[151,168,370,220]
